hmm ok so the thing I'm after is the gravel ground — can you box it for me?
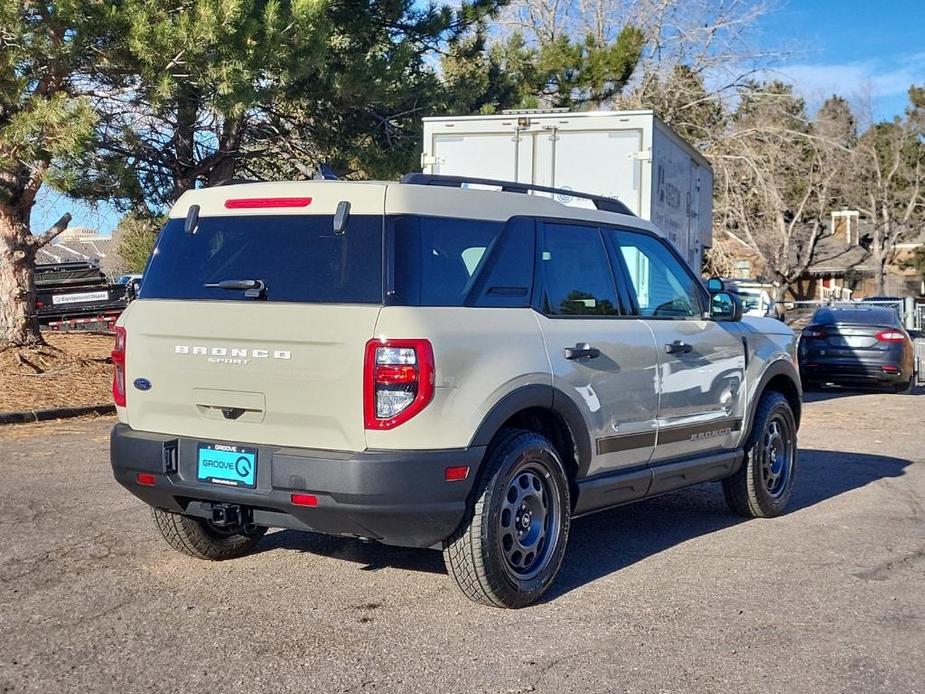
[1,388,923,694]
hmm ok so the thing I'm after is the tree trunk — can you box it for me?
[872,233,886,295]
[0,206,44,346]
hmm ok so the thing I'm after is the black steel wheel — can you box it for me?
[723,391,798,518]
[443,430,570,608]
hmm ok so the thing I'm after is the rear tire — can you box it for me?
[894,378,913,394]
[443,430,571,608]
[723,391,797,518]
[152,508,266,560]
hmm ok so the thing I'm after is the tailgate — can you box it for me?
[121,300,380,451]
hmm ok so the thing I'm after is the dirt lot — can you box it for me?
[1,388,923,694]
[0,333,112,412]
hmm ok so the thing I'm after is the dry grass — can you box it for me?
[0,333,113,412]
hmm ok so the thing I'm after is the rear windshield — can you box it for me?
[812,308,898,326]
[141,215,383,303]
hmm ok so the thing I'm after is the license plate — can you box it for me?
[197,443,257,488]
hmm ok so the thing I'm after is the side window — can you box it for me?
[393,216,503,306]
[539,223,620,316]
[614,231,702,318]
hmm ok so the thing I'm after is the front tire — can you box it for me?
[723,391,798,518]
[443,430,571,608]
[152,508,266,560]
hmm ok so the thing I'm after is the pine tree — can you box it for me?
[443,25,645,114]
[69,0,505,210]
[0,1,115,346]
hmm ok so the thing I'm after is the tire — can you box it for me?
[894,378,913,394]
[443,430,571,608]
[152,507,266,561]
[723,391,798,518]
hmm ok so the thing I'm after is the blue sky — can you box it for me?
[758,0,925,121]
[32,0,925,236]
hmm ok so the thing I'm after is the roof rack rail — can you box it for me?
[211,178,262,187]
[399,173,635,216]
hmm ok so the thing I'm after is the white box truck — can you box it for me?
[421,109,713,271]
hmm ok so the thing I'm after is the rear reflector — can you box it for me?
[291,493,318,507]
[136,472,156,486]
[445,466,470,482]
[224,197,312,209]
[881,365,900,374]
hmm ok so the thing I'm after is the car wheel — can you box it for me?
[723,391,797,518]
[152,507,266,560]
[894,378,913,394]
[443,429,571,608]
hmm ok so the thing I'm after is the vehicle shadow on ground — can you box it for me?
[255,446,915,599]
[544,446,913,602]
[803,385,924,402]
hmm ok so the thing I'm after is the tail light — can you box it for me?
[364,339,434,430]
[802,327,827,339]
[875,330,906,343]
[112,326,127,407]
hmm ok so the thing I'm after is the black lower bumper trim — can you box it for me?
[110,424,484,548]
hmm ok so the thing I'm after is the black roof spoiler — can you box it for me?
[399,173,635,216]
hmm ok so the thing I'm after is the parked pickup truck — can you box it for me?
[35,261,128,325]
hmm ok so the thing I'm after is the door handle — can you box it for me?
[564,343,601,360]
[665,340,693,355]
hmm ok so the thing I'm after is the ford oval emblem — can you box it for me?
[133,378,152,391]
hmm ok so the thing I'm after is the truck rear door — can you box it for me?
[532,126,643,214]
[427,120,534,185]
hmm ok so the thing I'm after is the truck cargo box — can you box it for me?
[421,110,713,271]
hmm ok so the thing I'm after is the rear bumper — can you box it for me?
[110,424,484,548]
[800,362,910,387]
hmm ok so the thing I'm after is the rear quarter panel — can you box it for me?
[366,307,550,450]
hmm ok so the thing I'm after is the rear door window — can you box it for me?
[537,223,620,316]
[141,215,383,303]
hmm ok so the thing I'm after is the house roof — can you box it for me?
[805,220,877,275]
[806,233,876,274]
[36,237,120,276]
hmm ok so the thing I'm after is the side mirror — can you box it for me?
[710,291,743,322]
[706,277,725,293]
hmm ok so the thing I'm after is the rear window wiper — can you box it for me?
[204,278,267,300]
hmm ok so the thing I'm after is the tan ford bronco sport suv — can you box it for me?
[110,174,801,608]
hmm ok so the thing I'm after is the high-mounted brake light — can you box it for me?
[112,326,127,407]
[224,197,312,209]
[364,339,435,430]
[875,330,906,343]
